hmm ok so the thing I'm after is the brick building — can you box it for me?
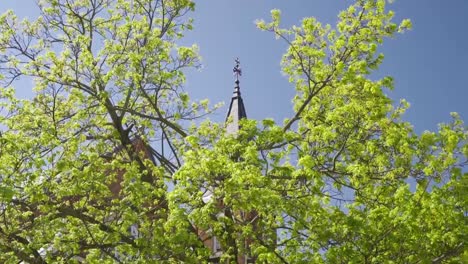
[109,59,255,263]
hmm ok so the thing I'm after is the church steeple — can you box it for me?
[226,58,247,134]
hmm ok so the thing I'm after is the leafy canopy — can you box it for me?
[0,0,466,263]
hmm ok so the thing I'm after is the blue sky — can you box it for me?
[1,1,467,133]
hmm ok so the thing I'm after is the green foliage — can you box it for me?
[0,0,466,263]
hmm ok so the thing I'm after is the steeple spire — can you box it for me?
[226,58,247,134]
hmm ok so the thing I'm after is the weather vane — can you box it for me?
[233,57,242,82]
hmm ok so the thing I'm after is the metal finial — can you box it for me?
[233,57,242,82]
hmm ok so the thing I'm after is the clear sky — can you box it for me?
[1,1,467,133]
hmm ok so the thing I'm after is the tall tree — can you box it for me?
[0,0,466,263]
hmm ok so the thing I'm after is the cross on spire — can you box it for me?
[233,57,242,83]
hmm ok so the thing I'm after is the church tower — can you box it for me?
[225,58,247,134]
[202,58,255,264]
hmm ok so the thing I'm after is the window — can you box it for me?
[212,236,221,252]
[130,224,139,239]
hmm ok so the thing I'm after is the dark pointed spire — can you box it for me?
[226,58,247,134]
